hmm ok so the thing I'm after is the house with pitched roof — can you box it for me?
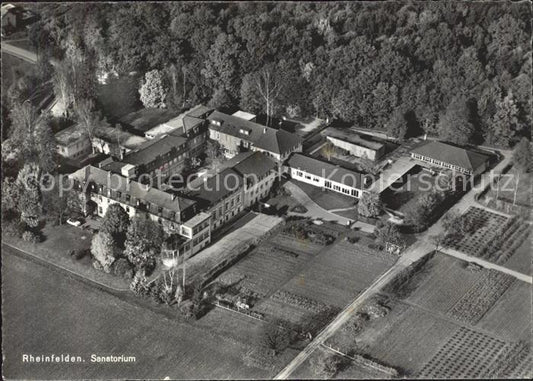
[207,110,302,161]
[285,153,366,198]
[186,151,278,230]
[69,165,211,256]
[410,141,490,176]
[55,124,92,160]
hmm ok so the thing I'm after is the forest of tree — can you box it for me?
[24,2,533,147]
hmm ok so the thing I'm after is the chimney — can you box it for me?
[263,128,267,134]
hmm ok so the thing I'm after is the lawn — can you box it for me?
[381,165,441,213]
[1,52,36,92]
[2,253,270,379]
[96,75,142,120]
[2,223,128,290]
[290,179,356,211]
[487,168,532,207]
[504,232,531,275]
[119,107,178,133]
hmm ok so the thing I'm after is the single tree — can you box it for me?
[205,140,225,171]
[240,64,285,127]
[75,99,100,153]
[16,163,42,228]
[91,232,117,272]
[438,96,474,145]
[358,192,382,218]
[321,142,336,161]
[100,203,130,247]
[260,320,289,355]
[375,221,404,247]
[124,217,164,272]
[488,91,519,147]
[311,354,342,378]
[139,69,168,108]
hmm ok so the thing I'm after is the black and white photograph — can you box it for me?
[1,1,532,379]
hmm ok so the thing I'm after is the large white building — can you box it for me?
[285,153,366,198]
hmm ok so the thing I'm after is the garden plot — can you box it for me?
[216,233,323,298]
[477,280,532,342]
[280,240,396,308]
[417,327,507,378]
[446,207,531,270]
[447,270,515,325]
[359,304,460,376]
[404,254,485,314]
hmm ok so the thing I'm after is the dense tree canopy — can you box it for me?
[32,2,531,147]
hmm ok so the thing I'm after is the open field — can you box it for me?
[504,232,532,275]
[290,179,356,211]
[2,252,269,379]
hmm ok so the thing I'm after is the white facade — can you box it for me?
[289,167,361,198]
[410,152,486,176]
[57,137,92,160]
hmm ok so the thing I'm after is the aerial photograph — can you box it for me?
[1,1,531,380]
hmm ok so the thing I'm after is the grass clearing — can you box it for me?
[2,253,270,379]
[290,179,356,211]
[381,165,440,213]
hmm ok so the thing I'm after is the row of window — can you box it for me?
[412,153,470,174]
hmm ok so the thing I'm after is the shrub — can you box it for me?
[3,221,26,238]
[22,230,41,243]
[311,354,342,378]
[113,258,134,279]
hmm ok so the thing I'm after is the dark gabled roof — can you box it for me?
[69,166,196,215]
[189,168,243,206]
[286,153,364,189]
[186,105,214,119]
[122,132,187,166]
[207,111,302,155]
[411,141,490,172]
[224,151,277,179]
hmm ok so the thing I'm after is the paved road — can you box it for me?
[439,247,532,283]
[1,39,58,65]
[284,181,353,225]
[275,149,516,379]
